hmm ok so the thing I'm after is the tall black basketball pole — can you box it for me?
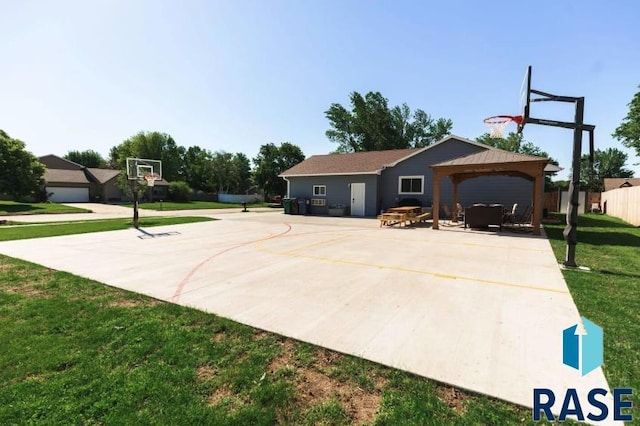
[562,98,584,267]
[521,66,595,268]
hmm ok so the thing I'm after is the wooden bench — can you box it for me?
[378,212,407,227]
[410,211,432,224]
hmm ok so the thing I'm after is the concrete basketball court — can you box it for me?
[0,212,618,423]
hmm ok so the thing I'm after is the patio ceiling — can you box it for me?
[430,150,549,235]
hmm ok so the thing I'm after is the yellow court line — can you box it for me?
[282,234,351,255]
[357,233,547,253]
[254,241,569,295]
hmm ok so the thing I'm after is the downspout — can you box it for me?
[282,176,290,198]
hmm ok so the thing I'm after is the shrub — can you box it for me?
[168,181,192,202]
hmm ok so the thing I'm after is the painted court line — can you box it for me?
[254,239,570,295]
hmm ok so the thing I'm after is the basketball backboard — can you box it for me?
[126,157,162,181]
[518,65,532,133]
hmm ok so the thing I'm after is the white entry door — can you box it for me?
[350,183,365,216]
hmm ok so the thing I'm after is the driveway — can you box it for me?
[0,212,616,422]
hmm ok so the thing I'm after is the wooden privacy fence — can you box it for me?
[601,186,640,226]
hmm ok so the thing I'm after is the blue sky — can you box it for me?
[2,0,639,176]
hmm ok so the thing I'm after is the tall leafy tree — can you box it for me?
[612,86,640,157]
[253,142,305,196]
[109,131,185,181]
[476,132,559,189]
[0,130,45,200]
[64,149,106,168]
[230,152,252,193]
[325,91,452,152]
[580,147,634,191]
[182,146,214,191]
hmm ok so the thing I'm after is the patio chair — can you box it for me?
[503,203,518,224]
[455,203,465,222]
[442,205,454,225]
[515,205,533,226]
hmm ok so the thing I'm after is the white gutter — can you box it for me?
[282,176,291,198]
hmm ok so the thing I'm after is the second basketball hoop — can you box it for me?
[483,115,524,138]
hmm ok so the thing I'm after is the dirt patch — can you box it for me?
[315,347,343,370]
[268,340,296,373]
[270,341,384,425]
[106,298,159,308]
[212,331,226,343]
[436,385,472,414]
[207,385,233,405]
[2,284,50,298]
[296,369,383,425]
[0,262,16,273]
[253,330,269,340]
[196,365,216,382]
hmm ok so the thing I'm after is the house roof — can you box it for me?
[44,168,91,185]
[280,135,495,177]
[431,149,549,168]
[603,177,640,192]
[86,168,121,184]
[39,155,85,170]
[280,147,421,176]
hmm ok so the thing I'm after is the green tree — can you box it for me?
[109,131,186,181]
[64,150,106,168]
[182,146,214,191]
[230,153,252,193]
[476,132,556,160]
[325,91,453,152]
[0,130,45,200]
[253,142,305,196]
[476,132,559,190]
[580,147,634,191]
[612,86,640,157]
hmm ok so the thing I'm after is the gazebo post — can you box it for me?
[452,178,459,223]
[532,166,544,235]
[432,171,440,230]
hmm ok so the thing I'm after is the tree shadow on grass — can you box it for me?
[598,269,640,280]
[550,213,632,229]
[581,230,640,246]
[0,204,44,214]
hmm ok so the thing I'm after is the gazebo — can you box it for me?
[430,150,550,235]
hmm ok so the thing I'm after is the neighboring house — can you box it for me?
[39,155,169,203]
[85,168,123,202]
[603,178,640,192]
[39,155,92,203]
[280,135,553,217]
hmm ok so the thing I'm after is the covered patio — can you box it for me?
[430,150,550,235]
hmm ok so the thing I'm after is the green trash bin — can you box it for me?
[283,198,292,214]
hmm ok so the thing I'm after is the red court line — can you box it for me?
[172,223,292,303]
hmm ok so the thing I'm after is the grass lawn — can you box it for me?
[0,217,214,242]
[126,201,275,211]
[544,213,639,421]
[0,201,91,216]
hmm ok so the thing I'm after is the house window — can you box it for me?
[398,176,424,195]
[313,185,326,196]
[310,198,326,206]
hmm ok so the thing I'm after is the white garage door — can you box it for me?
[46,187,89,203]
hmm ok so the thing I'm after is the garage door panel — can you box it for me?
[46,187,89,203]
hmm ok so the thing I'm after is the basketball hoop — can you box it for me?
[483,115,524,138]
[143,173,160,187]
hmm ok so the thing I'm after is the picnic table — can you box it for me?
[378,206,431,227]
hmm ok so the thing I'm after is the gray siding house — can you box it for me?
[280,135,543,217]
